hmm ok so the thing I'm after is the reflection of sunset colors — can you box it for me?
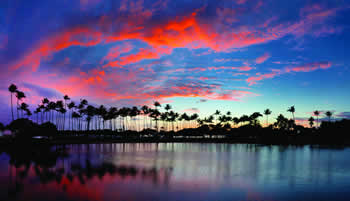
[0,0,349,124]
[2,143,350,201]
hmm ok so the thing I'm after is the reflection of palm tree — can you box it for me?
[308,117,315,128]
[8,84,17,121]
[313,110,320,128]
[264,109,272,126]
[325,111,332,122]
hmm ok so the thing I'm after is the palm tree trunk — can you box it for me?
[10,93,14,121]
[16,99,19,119]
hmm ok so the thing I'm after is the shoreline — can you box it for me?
[1,136,349,147]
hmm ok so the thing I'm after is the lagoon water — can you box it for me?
[1,143,350,201]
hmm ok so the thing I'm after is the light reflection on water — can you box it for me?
[1,143,350,201]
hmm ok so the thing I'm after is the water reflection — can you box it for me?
[1,143,350,201]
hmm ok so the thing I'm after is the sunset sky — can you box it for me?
[0,0,349,125]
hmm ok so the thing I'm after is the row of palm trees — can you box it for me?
[8,84,31,120]
[8,84,335,132]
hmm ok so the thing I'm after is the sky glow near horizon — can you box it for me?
[0,0,349,125]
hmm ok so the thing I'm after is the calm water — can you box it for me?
[1,143,350,201]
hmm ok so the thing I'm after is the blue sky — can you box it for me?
[0,0,349,125]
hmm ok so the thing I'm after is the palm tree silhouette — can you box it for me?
[313,110,320,128]
[15,91,26,119]
[68,101,76,130]
[308,117,315,128]
[232,117,240,127]
[8,84,17,121]
[190,113,199,128]
[19,102,29,118]
[239,115,250,126]
[86,105,96,131]
[34,107,41,124]
[154,101,161,131]
[63,95,70,130]
[274,114,289,130]
[263,109,272,126]
[141,105,149,130]
[214,110,221,125]
[325,111,333,122]
[287,106,295,121]
[249,112,262,126]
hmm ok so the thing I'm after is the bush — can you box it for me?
[7,118,39,139]
[6,119,58,139]
[39,122,58,137]
[0,122,4,131]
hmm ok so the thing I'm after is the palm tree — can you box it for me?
[313,110,320,128]
[325,111,333,122]
[274,114,289,130]
[190,113,199,128]
[15,90,26,119]
[34,107,41,124]
[141,105,149,130]
[214,110,221,125]
[249,112,262,126]
[232,117,240,127]
[41,98,49,122]
[239,115,250,126]
[164,104,172,130]
[72,112,81,131]
[287,106,295,121]
[308,117,315,128]
[86,105,96,131]
[8,84,17,121]
[150,108,161,131]
[97,105,107,130]
[154,101,161,131]
[68,101,76,130]
[160,112,168,131]
[63,95,70,130]
[264,109,272,126]
[20,102,29,118]
[108,107,118,131]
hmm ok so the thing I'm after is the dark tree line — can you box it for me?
[4,84,342,137]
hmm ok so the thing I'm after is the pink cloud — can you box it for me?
[247,61,333,85]
[255,53,270,64]
[285,61,332,72]
[246,72,278,86]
